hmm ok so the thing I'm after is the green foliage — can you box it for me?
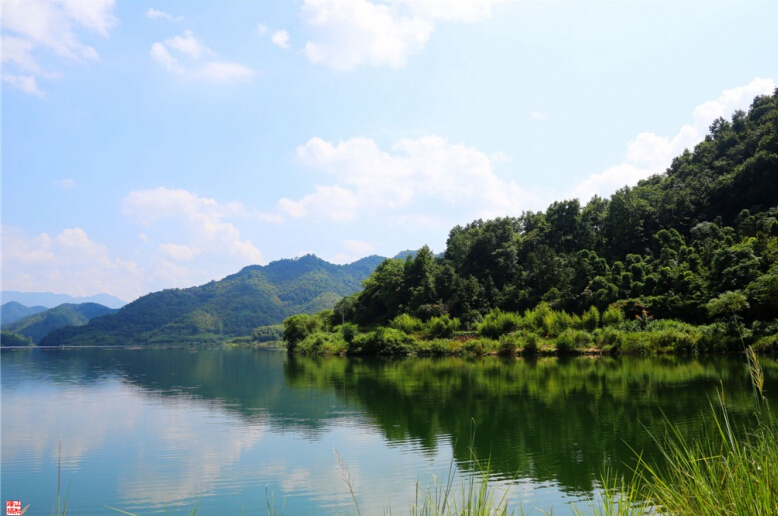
[423,315,460,339]
[601,305,625,327]
[753,334,778,354]
[706,290,750,320]
[40,255,381,346]
[349,327,420,355]
[477,309,522,339]
[555,328,592,353]
[252,325,284,343]
[462,337,498,356]
[543,309,574,337]
[390,313,424,334]
[581,305,600,332]
[295,331,348,355]
[327,90,778,339]
[283,314,321,351]
[1,330,35,347]
[340,322,359,344]
[3,302,116,344]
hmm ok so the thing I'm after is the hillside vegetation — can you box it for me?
[40,254,385,346]
[1,301,47,325]
[1,303,116,345]
[285,90,778,355]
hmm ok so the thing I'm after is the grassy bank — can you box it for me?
[283,302,778,356]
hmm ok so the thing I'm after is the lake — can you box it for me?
[1,348,774,515]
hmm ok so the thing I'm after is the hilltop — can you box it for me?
[2,303,117,344]
[40,254,385,346]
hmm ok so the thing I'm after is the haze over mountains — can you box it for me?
[1,291,127,309]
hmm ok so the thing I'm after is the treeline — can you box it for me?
[282,89,778,354]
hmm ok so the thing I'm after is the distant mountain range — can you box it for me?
[1,291,127,309]
[2,303,118,344]
[40,254,386,346]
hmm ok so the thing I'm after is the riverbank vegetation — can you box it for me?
[283,300,777,356]
[282,90,778,356]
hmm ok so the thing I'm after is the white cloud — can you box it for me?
[1,0,117,93]
[150,42,181,74]
[199,61,255,82]
[300,0,508,71]
[257,23,269,35]
[570,77,778,203]
[271,29,291,49]
[285,135,544,226]
[150,30,254,83]
[2,73,44,96]
[167,30,213,59]
[123,186,264,266]
[342,239,377,256]
[278,185,360,222]
[159,243,199,262]
[302,0,432,71]
[146,8,182,22]
[1,225,142,301]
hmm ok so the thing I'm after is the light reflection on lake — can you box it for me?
[1,348,774,515]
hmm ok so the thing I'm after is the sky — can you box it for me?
[2,0,777,303]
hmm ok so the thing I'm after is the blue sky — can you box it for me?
[2,0,777,303]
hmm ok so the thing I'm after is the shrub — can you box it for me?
[498,334,520,355]
[524,302,552,333]
[340,323,359,344]
[753,334,778,354]
[390,313,423,334]
[296,331,347,355]
[601,305,625,327]
[521,332,541,355]
[621,333,649,354]
[582,306,600,332]
[464,337,497,356]
[555,328,592,354]
[349,327,419,355]
[544,310,574,337]
[425,315,460,339]
[478,309,522,339]
[595,327,625,353]
[283,314,322,351]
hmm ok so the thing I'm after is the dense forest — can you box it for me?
[285,90,778,355]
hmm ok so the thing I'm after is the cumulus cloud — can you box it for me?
[281,135,544,226]
[1,0,117,94]
[2,73,44,96]
[150,30,254,83]
[146,8,182,22]
[570,77,778,203]
[300,0,507,70]
[271,29,291,49]
[123,186,265,266]
[1,225,141,301]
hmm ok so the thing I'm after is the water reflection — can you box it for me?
[1,348,774,516]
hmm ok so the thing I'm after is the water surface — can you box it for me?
[2,348,774,515]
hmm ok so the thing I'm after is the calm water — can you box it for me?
[2,348,775,515]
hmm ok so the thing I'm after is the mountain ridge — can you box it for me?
[40,254,386,346]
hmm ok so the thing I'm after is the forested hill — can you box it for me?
[41,254,385,346]
[3,303,117,344]
[335,89,778,328]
